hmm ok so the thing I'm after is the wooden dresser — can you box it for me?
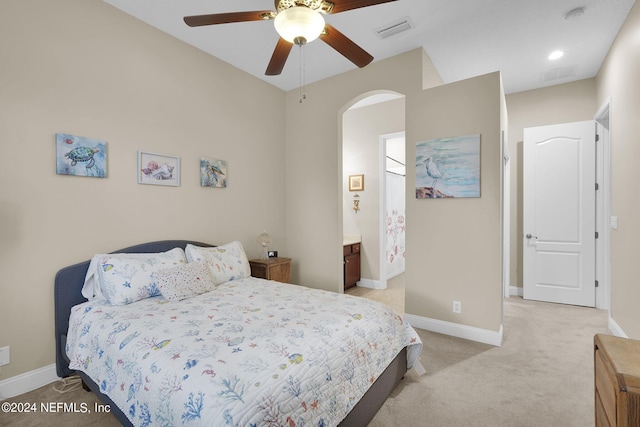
[249,257,291,283]
[594,334,640,426]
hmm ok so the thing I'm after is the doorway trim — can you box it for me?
[594,97,611,311]
[339,89,406,293]
[380,131,406,286]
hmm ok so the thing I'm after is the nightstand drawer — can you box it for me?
[249,258,291,283]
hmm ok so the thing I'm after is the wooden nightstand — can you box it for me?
[249,257,291,283]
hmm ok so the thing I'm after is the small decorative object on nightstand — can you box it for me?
[249,257,291,283]
[256,231,272,260]
[594,334,640,426]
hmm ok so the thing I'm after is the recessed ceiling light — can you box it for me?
[548,50,564,60]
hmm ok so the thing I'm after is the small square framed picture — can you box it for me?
[138,151,180,186]
[349,174,364,191]
[200,157,227,188]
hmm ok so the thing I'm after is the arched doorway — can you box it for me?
[339,91,405,309]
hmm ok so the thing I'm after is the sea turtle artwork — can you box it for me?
[65,146,100,168]
[205,164,225,186]
[56,133,107,178]
[200,158,228,188]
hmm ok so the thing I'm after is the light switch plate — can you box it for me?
[610,216,619,230]
[0,346,10,366]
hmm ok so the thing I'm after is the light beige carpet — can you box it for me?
[369,296,609,426]
[1,280,609,426]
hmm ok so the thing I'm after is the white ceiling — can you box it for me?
[103,0,635,94]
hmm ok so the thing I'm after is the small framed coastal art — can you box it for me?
[200,158,227,188]
[138,151,180,187]
[56,133,107,178]
[349,174,364,191]
[415,134,480,199]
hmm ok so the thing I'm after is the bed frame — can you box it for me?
[54,240,407,426]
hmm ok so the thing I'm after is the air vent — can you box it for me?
[375,17,413,39]
[541,65,577,83]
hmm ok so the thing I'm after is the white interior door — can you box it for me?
[523,121,596,307]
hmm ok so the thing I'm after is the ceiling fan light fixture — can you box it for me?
[274,6,325,45]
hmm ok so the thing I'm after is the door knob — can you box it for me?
[525,234,538,239]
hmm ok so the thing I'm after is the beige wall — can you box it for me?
[405,72,504,331]
[283,49,436,291]
[0,0,286,380]
[284,54,502,333]
[343,98,405,282]
[505,79,597,287]
[596,1,640,339]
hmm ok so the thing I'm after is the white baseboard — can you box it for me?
[357,278,386,290]
[608,316,628,338]
[509,286,523,297]
[0,364,59,400]
[386,270,405,281]
[405,313,503,347]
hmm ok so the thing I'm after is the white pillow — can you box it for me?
[153,262,215,302]
[82,256,105,300]
[92,248,187,305]
[185,241,251,285]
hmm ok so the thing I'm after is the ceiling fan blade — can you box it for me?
[184,11,274,27]
[329,0,398,14]
[319,24,373,68]
[265,38,294,75]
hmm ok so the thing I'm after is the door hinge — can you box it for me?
[595,231,599,239]
[595,183,599,190]
[596,133,600,142]
[595,280,599,288]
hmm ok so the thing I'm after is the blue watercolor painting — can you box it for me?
[56,133,107,178]
[415,134,480,198]
[200,158,227,188]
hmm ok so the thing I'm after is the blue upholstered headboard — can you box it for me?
[54,240,214,378]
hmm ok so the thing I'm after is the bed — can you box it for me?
[54,240,422,426]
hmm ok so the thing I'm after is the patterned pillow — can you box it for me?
[153,262,215,302]
[96,248,187,305]
[185,241,251,285]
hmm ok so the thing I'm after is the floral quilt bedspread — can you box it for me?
[67,277,422,427]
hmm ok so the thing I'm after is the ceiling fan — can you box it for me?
[184,0,398,76]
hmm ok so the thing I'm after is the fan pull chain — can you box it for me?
[298,44,307,103]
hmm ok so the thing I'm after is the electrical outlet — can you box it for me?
[0,346,10,366]
[452,301,462,314]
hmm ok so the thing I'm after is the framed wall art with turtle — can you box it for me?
[55,133,107,178]
[200,157,227,188]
